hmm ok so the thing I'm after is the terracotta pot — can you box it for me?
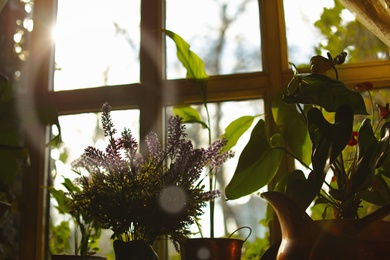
[51,255,106,260]
[180,238,243,260]
[261,191,390,260]
[113,240,158,260]
[180,227,251,260]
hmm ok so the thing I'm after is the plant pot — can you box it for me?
[180,238,243,260]
[113,240,158,260]
[180,227,251,260]
[52,255,107,260]
[261,191,390,260]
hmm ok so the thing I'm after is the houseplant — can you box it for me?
[50,176,105,259]
[68,102,233,259]
[225,51,390,258]
[163,29,254,259]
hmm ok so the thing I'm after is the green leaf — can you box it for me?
[163,29,208,80]
[352,120,390,193]
[50,187,70,214]
[62,177,81,193]
[272,92,311,166]
[220,115,258,152]
[173,105,208,129]
[283,73,368,115]
[362,174,390,206]
[225,119,283,200]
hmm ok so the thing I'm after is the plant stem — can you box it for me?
[274,146,312,171]
[209,174,214,238]
[199,80,215,238]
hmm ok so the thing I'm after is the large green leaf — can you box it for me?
[225,119,283,200]
[220,115,258,152]
[352,120,390,193]
[163,29,208,80]
[272,92,311,166]
[283,73,368,115]
[173,105,208,129]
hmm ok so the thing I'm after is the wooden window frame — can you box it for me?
[19,0,390,259]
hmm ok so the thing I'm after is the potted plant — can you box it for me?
[50,177,106,260]
[225,51,390,258]
[67,102,234,259]
[163,29,254,259]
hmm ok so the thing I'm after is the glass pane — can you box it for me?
[165,99,267,258]
[284,0,390,67]
[166,0,262,79]
[53,0,140,91]
[49,109,139,257]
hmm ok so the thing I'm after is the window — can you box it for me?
[8,0,390,259]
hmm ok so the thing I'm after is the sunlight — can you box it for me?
[52,0,140,91]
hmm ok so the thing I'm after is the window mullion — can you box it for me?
[20,0,57,259]
[139,0,165,151]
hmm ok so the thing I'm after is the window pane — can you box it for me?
[165,99,267,258]
[284,0,390,66]
[49,109,139,257]
[53,0,140,91]
[166,0,262,79]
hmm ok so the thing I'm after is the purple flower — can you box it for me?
[146,132,163,163]
[205,138,234,170]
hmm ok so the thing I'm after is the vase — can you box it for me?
[261,191,390,260]
[180,227,251,260]
[51,255,107,260]
[113,240,158,260]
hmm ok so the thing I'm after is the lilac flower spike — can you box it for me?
[69,105,233,250]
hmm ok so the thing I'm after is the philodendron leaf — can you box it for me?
[163,29,208,80]
[173,105,208,129]
[225,119,283,200]
[283,73,368,115]
[220,115,258,153]
[352,120,390,194]
[272,92,311,166]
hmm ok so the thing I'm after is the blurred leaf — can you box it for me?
[220,115,258,152]
[0,149,24,190]
[173,105,208,129]
[225,119,283,200]
[50,187,69,215]
[62,177,81,193]
[163,29,208,80]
